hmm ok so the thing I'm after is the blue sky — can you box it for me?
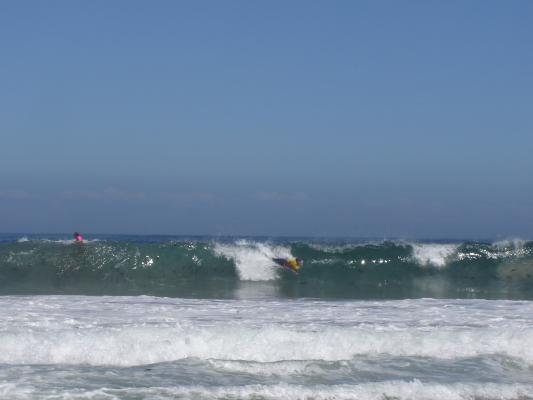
[1,1,532,238]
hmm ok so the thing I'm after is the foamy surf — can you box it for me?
[2,381,532,400]
[0,296,532,399]
[214,240,293,280]
[1,296,533,366]
[411,243,459,267]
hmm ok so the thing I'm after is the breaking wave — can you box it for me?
[1,237,532,299]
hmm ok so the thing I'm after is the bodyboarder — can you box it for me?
[272,257,303,273]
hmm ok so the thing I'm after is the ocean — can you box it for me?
[1,234,532,399]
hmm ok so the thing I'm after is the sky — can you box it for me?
[0,0,532,238]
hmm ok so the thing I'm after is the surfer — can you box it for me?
[272,257,303,273]
[73,232,84,243]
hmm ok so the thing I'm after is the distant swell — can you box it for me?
[1,238,532,299]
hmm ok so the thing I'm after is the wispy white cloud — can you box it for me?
[254,191,309,202]
[60,187,147,202]
[160,191,217,205]
[0,190,33,200]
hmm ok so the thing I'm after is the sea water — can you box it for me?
[1,234,532,399]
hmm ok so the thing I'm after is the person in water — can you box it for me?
[73,232,84,242]
[272,257,303,273]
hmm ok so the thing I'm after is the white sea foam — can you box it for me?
[16,237,29,243]
[2,322,532,366]
[493,238,527,250]
[411,243,458,267]
[127,382,533,400]
[1,296,533,399]
[1,381,532,400]
[214,240,293,280]
[491,239,531,259]
[1,296,533,367]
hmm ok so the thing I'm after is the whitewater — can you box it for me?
[1,234,533,399]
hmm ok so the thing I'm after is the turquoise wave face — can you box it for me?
[1,238,532,299]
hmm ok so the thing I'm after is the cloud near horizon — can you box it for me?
[254,191,309,202]
[60,187,147,202]
[0,190,34,200]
